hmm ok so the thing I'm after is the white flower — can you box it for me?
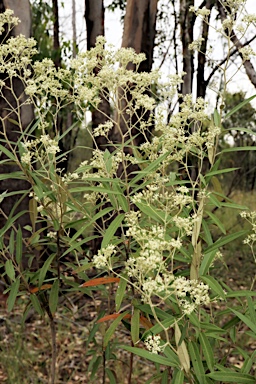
[144,335,162,354]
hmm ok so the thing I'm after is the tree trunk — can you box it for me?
[218,2,256,88]
[180,0,194,96]
[0,0,34,259]
[52,0,61,68]
[122,0,158,72]
[85,0,110,150]
[196,0,215,99]
[111,0,158,147]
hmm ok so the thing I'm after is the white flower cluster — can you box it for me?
[0,9,20,34]
[94,121,114,137]
[189,6,211,18]
[239,46,256,61]
[189,38,205,51]
[21,134,60,167]
[93,244,117,268]
[144,335,163,354]
[172,277,210,315]
[240,211,256,261]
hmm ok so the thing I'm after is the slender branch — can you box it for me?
[217,3,256,88]
[205,34,256,88]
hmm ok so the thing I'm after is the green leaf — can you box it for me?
[241,356,253,374]
[7,278,20,312]
[199,333,214,372]
[229,308,256,334]
[205,210,226,234]
[15,226,23,265]
[131,308,140,344]
[224,94,256,119]
[49,279,59,315]
[38,253,56,287]
[143,317,175,339]
[105,368,117,384]
[171,368,184,384]
[135,202,165,223]
[188,341,206,384]
[0,144,16,161]
[247,295,256,324]
[207,371,255,383]
[206,167,239,178]
[161,369,168,384]
[175,323,190,373]
[115,275,127,312]
[129,152,170,187]
[9,229,15,255]
[112,183,129,212]
[69,186,123,194]
[204,230,248,254]
[201,275,226,300]
[200,251,217,275]
[101,213,125,249]
[120,345,179,367]
[202,219,213,246]
[221,146,256,153]
[225,290,256,298]
[213,108,221,127]
[30,293,44,316]
[103,311,128,348]
[5,259,15,281]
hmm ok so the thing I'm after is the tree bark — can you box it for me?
[85,0,110,149]
[122,0,158,72]
[180,0,195,96]
[218,2,256,88]
[196,0,215,98]
[0,0,34,258]
[52,0,61,68]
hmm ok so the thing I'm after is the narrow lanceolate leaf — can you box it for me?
[190,241,201,280]
[115,275,127,312]
[131,308,140,344]
[205,230,248,254]
[7,278,20,312]
[103,311,129,348]
[120,345,179,368]
[15,226,23,265]
[38,253,56,287]
[207,371,255,383]
[101,214,125,249]
[175,323,190,373]
[5,259,15,281]
[192,198,204,248]
[188,341,206,384]
[49,279,59,315]
[80,277,120,287]
[224,94,256,119]
[206,210,226,234]
[199,333,214,372]
[105,368,117,384]
[201,275,226,300]
[30,294,44,316]
[230,308,256,334]
[171,368,184,384]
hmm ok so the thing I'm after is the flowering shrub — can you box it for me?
[0,8,256,383]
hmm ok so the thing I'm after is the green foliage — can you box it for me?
[0,8,256,383]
